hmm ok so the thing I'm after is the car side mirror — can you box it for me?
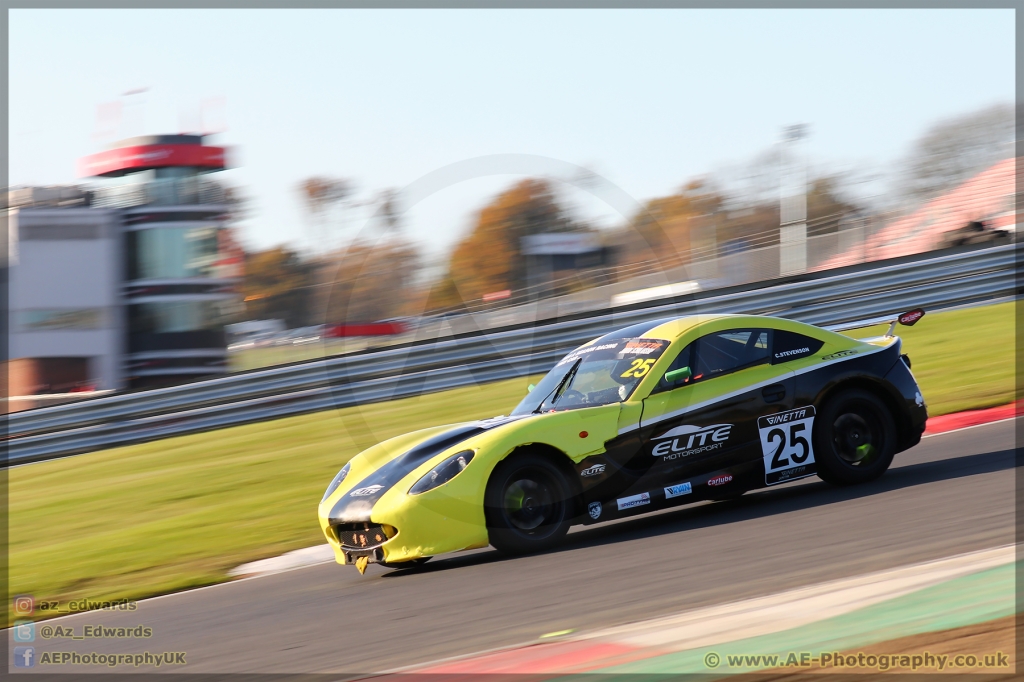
[664,366,692,385]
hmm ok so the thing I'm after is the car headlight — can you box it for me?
[409,450,474,495]
[322,462,351,502]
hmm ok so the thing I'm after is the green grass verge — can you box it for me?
[840,301,1014,416]
[9,374,539,625]
[229,338,371,372]
[9,301,1013,623]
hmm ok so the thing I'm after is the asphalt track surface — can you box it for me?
[23,419,1016,676]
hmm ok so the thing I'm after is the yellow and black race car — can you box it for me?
[318,311,928,572]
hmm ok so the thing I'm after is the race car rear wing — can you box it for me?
[825,308,926,336]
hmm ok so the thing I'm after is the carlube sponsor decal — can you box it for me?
[580,463,606,477]
[664,482,692,499]
[616,492,651,510]
[588,501,602,520]
[898,309,925,326]
[822,349,857,361]
[652,424,732,460]
[707,474,732,487]
[349,485,384,497]
[759,406,816,485]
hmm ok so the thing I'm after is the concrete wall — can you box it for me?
[8,208,125,391]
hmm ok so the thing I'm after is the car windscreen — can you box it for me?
[511,337,670,415]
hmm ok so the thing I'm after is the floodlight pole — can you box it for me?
[779,124,808,276]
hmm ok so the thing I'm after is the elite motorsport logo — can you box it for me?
[580,463,606,477]
[822,349,857,361]
[651,424,733,460]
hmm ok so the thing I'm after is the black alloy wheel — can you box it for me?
[484,452,574,555]
[814,388,897,485]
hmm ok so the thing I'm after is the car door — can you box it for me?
[639,328,795,494]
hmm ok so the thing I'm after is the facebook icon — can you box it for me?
[14,646,35,668]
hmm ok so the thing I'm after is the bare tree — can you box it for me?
[300,177,352,214]
[897,102,1015,204]
[375,188,402,233]
[298,177,354,252]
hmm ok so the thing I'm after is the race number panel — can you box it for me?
[759,406,816,485]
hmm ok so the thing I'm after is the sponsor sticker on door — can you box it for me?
[616,492,651,510]
[664,482,692,499]
[759,406,816,485]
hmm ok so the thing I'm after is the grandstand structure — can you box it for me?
[819,157,1017,270]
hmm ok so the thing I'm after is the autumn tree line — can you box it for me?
[239,103,1015,328]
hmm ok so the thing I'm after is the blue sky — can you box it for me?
[9,9,1015,262]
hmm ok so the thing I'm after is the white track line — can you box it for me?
[922,416,1016,438]
[386,543,1016,674]
[579,544,1015,651]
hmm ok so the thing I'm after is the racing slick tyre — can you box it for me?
[814,388,897,486]
[485,452,573,555]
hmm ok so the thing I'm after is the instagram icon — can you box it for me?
[13,595,34,616]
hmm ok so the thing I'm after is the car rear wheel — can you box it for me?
[485,452,573,555]
[814,389,897,485]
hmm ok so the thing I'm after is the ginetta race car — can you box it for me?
[318,311,928,572]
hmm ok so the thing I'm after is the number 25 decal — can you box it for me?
[765,423,810,469]
[758,406,816,485]
[620,358,655,378]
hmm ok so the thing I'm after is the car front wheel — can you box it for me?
[814,389,897,485]
[484,452,573,555]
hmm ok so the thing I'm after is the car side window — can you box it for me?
[652,342,695,393]
[693,329,770,379]
[772,330,824,364]
[653,328,770,393]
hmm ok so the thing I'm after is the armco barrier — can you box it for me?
[6,244,1018,465]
